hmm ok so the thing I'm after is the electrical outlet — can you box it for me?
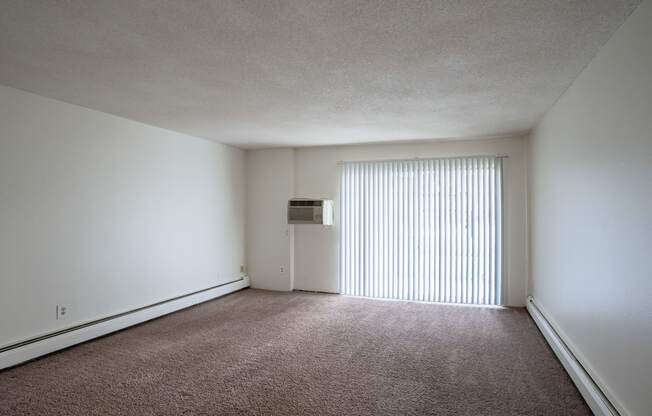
[240,265,247,274]
[56,305,68,320]
[280,266,284,273]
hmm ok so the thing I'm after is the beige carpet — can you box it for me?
[0,289,589,415]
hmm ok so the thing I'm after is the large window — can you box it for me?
[339,157,503,305]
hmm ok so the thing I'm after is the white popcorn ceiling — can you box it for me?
[0,1,641,148]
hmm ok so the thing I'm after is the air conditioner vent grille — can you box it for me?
[288,199,333,225]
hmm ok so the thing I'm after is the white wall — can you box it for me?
[0,85,246,348]
[527,1,652,415]
[246,148,295,291]
[248,136,529,306]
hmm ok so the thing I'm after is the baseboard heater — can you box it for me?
[0,277,249,370]
[526,296,621,416]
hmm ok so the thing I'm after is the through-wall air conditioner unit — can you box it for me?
[288,199,333,225]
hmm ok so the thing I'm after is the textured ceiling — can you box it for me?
[0,1,640,148]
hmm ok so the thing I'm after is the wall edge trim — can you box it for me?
[0,278,249,370]
[526,296,622,416]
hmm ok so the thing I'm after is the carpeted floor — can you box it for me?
[0,289,590,415]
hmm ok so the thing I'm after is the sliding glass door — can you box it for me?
[339,157,503,305]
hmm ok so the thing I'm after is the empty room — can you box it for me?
[1,1,650,415]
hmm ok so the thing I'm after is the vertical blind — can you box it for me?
[339,156,503,305]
